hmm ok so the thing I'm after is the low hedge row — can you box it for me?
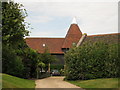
[39,72,51,79]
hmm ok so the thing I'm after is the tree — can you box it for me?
[36,60,45,79]
[21,48,44,78]
[2,1,29,46]
[1,1,57,79]
[41,48,57,73]
[2,1,30,78]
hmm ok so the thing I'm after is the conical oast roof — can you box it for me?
[62,24,82,48]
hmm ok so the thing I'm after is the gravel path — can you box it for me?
[35,76,81,88]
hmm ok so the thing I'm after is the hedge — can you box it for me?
[65,41,119,80]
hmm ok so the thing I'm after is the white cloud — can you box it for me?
[15,0,119,2]
[29,28,68,37]
[26,15,53,23]
[15,1,118,36]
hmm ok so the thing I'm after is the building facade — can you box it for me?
[25,18,120,65]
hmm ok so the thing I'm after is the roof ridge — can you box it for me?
[87,33,120,37]
[25,37,65,39]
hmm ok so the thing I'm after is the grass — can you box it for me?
[1,73,35,88]
[68,78,119,89]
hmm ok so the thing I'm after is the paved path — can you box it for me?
[35,76,81,88]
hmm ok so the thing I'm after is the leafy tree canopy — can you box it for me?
[2,1,29,46]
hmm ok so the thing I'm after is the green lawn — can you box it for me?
[1,73,35,88]
[68,78,119,89]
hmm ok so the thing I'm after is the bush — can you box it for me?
[39,72,50,79]
[60,69,65,76]
[2,45,24,78]
[65,41,119,80]
[50,64,64,71]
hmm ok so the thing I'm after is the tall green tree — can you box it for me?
[2,1,30,78]
[2,1,29,46]
[2,1,57,78]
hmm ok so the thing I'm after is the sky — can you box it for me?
[14,0,119,37]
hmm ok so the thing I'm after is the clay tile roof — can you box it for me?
[62,24,82,48]
[25,24,83,54]
[25,38,64,54]
[87,33,120,37]
[82,33,120,44]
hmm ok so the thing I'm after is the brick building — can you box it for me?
[25,18,120,65]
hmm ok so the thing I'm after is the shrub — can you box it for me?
[2,45,24,78]
[50,64,64,71]
[65,41,119,80]
[60,69,65,76]
[39,72,50,79]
